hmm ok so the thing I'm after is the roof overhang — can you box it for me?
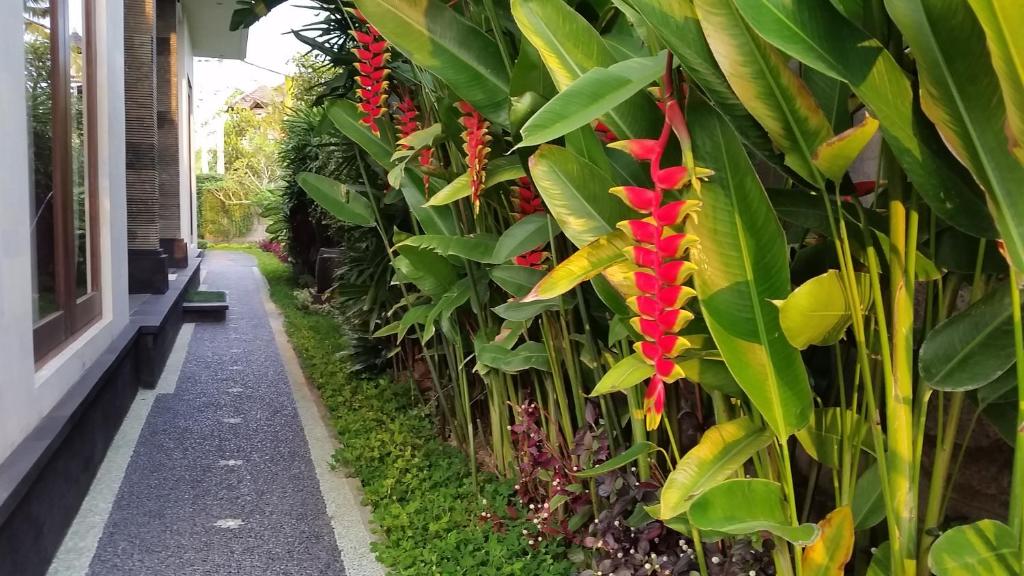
[181,0,249,60]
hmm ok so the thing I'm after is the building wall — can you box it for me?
[178,9,198,245]
[0,0,129,464]
[156,0,181,242]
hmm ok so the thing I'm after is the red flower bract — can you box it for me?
[609,88,711,431]
[510,177,550,270]
[594,121,619,144]
[394,95,435,193]
[351,16,390,136]
[457,101,492,214]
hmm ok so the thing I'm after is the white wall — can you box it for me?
[0,0,128,464]
[177,6,198,245]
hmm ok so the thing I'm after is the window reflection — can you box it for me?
[68,0,90,298]
[25,0,57,322]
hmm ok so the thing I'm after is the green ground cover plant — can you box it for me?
[222,246,574,575]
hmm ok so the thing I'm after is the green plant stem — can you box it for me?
[481,0,513,76]
[1008,267,1024,571]
[355,150,452,438]
[779,440,803,576]
[625,386,650,481]
[540,314,574,442]
[917,239,988,573]
[917,392,962,574]
[453,337,478,492]
[887,162,918,576]
[690,526,709,576]
[556,312,586,426]
[824,189,902,575]
[662,413,682,462]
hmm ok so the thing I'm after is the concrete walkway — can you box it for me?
[48,251,384,576]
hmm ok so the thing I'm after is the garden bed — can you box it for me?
[183,289,229,322]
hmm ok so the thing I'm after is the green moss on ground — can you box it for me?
[184,290,227,303]
[214,247,573,576]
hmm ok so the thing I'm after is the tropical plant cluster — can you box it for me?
[237,0,1024,574]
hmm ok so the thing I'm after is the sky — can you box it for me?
[192,1,319,129]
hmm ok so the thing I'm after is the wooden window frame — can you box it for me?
[32,0,102,364]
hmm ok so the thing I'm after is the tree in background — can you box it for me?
[198,85,286,242]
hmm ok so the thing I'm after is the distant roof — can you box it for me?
[228,85,283,111]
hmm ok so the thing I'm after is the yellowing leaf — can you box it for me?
[813,115,880,183]
[523,230,631,302]
[802,506,854,576]
[658,417,772,519]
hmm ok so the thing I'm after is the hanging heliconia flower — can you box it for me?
[607,98,712,431]
[351,13,390,136]
[512,177,543,219]
[394,95,435,192]
[511,177,549,269]
[594,121,619,144]
[457,101,492,213]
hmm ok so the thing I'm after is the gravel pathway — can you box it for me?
[86,251,346,575]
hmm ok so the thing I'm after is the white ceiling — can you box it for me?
[181,0,249,60]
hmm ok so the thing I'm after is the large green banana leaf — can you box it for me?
[325,99,393,167]
[688,479,819,544]
[687,95,813,438]
[967,0,1024,162]
[731,0,996,241]
[297,172,376,228]
[625,0,778,163]
[928,520,1018,576]
[884,0,1024,272]
[511,0,660,139]
[658,417,773,519]
[353,0,510,127]
[919,282,1021,391]
[528,145,634,247]
[325,99,457,236]
[693,0,833,186]
[518,54,666,148]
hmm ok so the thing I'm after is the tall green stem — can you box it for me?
[355,150,452,433]
[626,386,650,481]
[1007,268,1024,571]
[884,150,917,576]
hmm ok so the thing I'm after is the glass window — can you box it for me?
[69,0,92,299]
[25,0,101,363]
[25,0,57,323]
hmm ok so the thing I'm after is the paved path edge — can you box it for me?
[253,266,387,576]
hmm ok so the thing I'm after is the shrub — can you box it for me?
[196,172,258,241]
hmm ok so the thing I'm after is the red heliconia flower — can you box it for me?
[643,376,665,429]
[608,83,713,431]
[457,101,492,214]
[510,177,550,270]
[512,177,544,219]
[351,16,390,136]
[841,180,877,202]
[594,121,619,144]
[514,249,548,270]
[394,95,435,193]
